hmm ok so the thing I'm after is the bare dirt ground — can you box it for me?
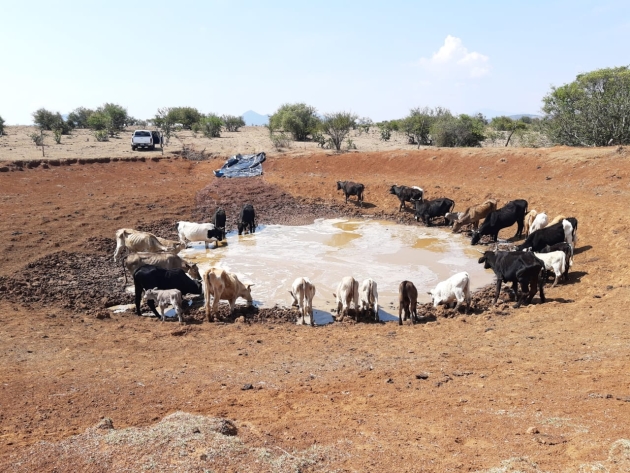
[1,144,630,472]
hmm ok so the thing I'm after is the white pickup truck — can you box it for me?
[131,130,162,151]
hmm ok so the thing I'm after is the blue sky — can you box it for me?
[1,0,628,124]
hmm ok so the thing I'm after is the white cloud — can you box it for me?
[419,35,490,78]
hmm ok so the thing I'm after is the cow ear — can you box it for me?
[478,256,486,264]
[247,284,255,289]
[426,291,432,295]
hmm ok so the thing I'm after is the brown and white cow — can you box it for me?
[452,199,498,233]
[203,267,253,321]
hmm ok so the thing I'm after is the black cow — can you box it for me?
[210,208,227,241]
[516,221,566,252]
[539,241,573,280]
[478,251,546,308]
[398,280,419,325]
[238,204,256,235]
[389,185,424,211]
[471,199,528,245]
[133,265,203,317]
[413,198,455,226]
[336,181,365,207]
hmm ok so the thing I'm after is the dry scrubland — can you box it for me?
[1,136,630,472]
[0,125,431,162]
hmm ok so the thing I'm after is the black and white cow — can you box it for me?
[516,221,567,252]
[336,181,365,207]
[478,250,546,308]
[238,204,256,235]
[413,198,455,226]
[389,185,424,211]
[471,199,528,245]
[133,265,203,318]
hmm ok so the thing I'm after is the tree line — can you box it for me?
[1,66,628,148]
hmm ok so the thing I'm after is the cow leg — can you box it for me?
[398,303,403,325]
[538,273,546,303]
[146,299,162,318]
[514,281,528,308]
[493,279,502,304]
[516,219,524,238]
[336,301,344,322]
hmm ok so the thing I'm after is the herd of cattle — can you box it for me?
[112,183,580,325]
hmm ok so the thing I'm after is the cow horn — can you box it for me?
[476,249,485,254]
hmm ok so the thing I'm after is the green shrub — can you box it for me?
[32,108,73,134]
[345,138,357,150]
[430,113,486,147]
[67,107,94,128]
[312,132,326,148]
[319,111,357,151]
[167,107,203,130]
[0,114,5,136]
[200,114,223,138]
[53,129,62,144]
[271,132,292,150]
[379,123,392,141]
[269,103,320,141]
[94,129,109,142]
[357,117,373,134]
[222,115,246,132]
[29,132,44,146]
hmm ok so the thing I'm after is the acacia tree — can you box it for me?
[543,66,630,146]
[401,107,450,147]
[490,116,527,146]
[67,107,94,128]
[430,113,486,147]
[319,111,357,151]
[222,115,246,132]
[269,103,319,141]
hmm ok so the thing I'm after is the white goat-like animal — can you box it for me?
[561,219,575,250]
[333,276,359,322]
[114,229,184,262]
[529,212,548,235]
[143,288,184,323]
[534,251,567,288]
[289,277,316,326]
[360,278,379,321]
[428,271,471,313]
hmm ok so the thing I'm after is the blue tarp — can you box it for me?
[213,152,266,178]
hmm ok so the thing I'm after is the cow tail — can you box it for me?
[449,200,455,213]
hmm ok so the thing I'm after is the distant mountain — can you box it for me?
[242,110,269,126]
[508,114,542,120]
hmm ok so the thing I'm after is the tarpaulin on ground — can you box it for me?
[213,152,266,178]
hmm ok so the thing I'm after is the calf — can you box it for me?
[398,280,419,325]
[516,221,567,252]
[452,199,498,233]
[177,221,225,249]
[123,252,200,285]
[144,288,184,323]
[533,251,566,288]
[213,208,227,232]
[389,185,424,211]
[336,181,365,207]
[333,276,359,322]
[540,242,573,279]
[478,251,546,308]
[428,272,471,313]
[203,267,253,321]
[238,204,256,235]
[471,199,528,245]
[133,265,202,317]
[289,277,316,326]
[529,212,548,235]
[359,278,379,321]
[413,198,455,226]
[444,212,464,227]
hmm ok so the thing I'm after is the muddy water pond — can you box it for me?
[179,219,493,323]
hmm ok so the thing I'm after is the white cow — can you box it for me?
[202,267,253,321]
[114,229,184,262]
[177,221,225,249]
[428,272,471,313]
[333,276,359,322]
[143,288,184,323]
[529,212,548,235]
[360,278,379,321]
[534,251,567,288]
[289,277,316,326]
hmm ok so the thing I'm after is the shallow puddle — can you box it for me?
[179,218,493,322]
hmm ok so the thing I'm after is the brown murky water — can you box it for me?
[178,219,494,323]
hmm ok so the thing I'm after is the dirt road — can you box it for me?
[1,146,629,472]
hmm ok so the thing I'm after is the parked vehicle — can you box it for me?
[131,130,162,151]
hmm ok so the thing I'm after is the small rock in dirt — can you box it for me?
[217,419,238,436]
[527,426,539,435]
[200,454,207,461]
[385,378,394,384]
[415,373,429,380]
[242,383,253,390]
[193,427,201,434]
[96,418,114,430]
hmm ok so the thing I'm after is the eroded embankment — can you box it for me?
[0,178,519,323]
